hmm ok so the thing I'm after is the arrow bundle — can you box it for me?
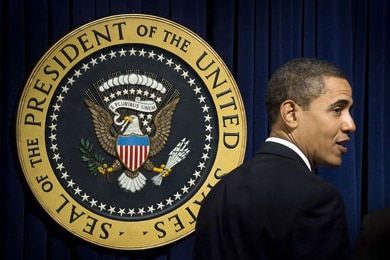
[151,138,190,186]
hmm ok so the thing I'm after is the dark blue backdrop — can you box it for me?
[1,0,389,259]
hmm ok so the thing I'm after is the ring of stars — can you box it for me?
[48,47,215,218]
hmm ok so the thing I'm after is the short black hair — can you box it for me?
[265,58,347,125]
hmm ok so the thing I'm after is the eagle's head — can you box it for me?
[121,115,143,135]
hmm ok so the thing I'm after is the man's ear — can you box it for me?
[279,100,299,128]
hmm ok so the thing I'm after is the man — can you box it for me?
[192,58,355,259]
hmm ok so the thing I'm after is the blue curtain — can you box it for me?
[1,0,389,259]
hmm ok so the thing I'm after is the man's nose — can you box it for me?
[342,114,356,133]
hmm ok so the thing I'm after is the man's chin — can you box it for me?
[329,160,342,168]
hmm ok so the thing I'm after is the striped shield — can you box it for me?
[117,135,150,171]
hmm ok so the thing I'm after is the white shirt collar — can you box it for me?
[265,137,312,171]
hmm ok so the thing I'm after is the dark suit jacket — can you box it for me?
[193,141,351,260]
[356,207,390,260]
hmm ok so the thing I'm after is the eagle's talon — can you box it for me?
[152,165,172,177]
[97,163,108,175]
[161,168,172,177]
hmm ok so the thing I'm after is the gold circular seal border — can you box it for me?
[16,14,247,250]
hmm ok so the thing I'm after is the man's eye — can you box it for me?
[333,107,342,114]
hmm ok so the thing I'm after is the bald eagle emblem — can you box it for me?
[82,73,190,193]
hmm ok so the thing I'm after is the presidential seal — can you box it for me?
[16,14,246,249]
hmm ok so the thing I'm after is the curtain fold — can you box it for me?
[365,0,389,213]
[2,0,389,259]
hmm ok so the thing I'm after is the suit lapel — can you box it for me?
[256,141,310,171]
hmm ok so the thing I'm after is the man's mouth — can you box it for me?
[336,139,349,153]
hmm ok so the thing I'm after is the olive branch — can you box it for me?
[79,138,105,176]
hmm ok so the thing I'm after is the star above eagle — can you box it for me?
[84,97,179,193]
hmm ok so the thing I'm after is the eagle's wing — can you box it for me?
[84,99,117,157]
[149,98,180,157]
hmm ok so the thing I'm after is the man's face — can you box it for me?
[297,76,356,168]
